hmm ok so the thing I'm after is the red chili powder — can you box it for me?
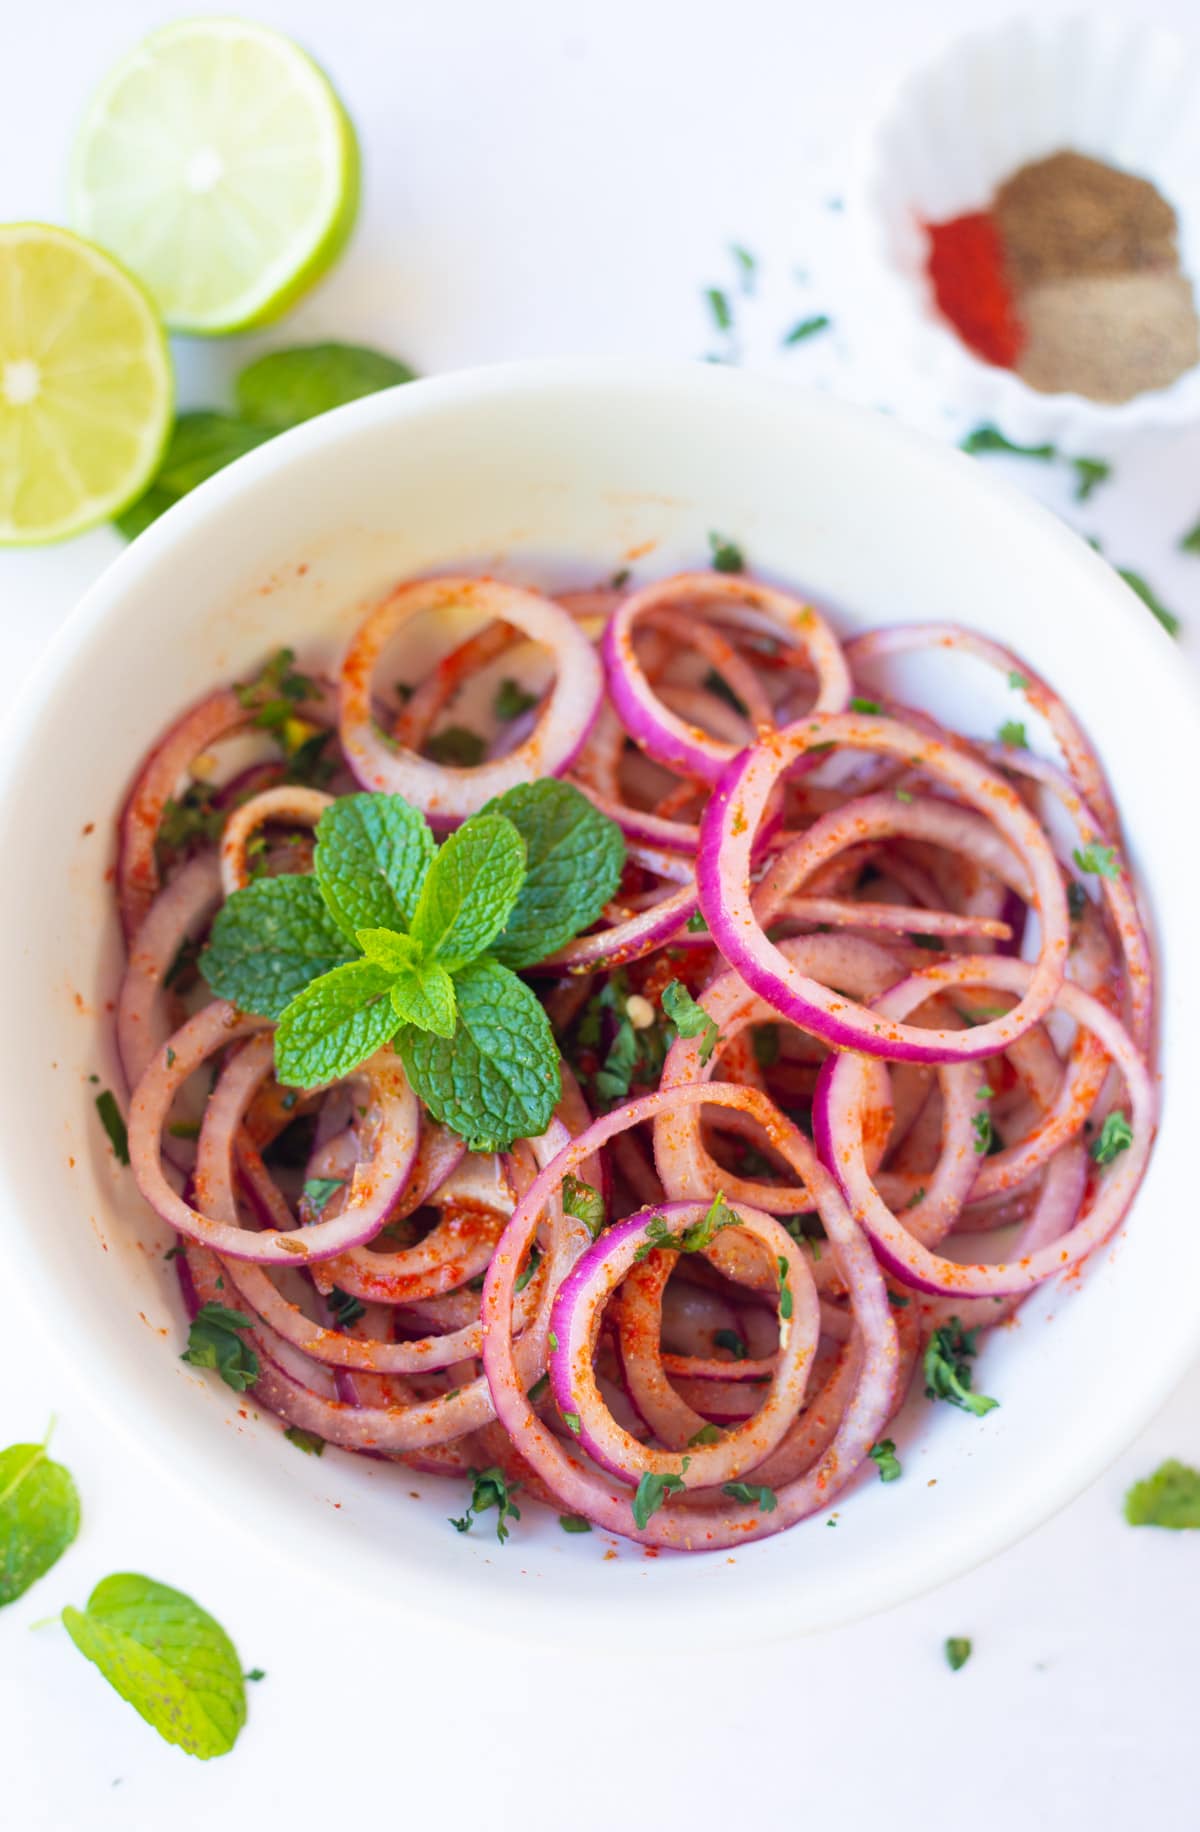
[926,212,1024,368]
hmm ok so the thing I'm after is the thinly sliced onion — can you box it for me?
[128,1004,419,1264]
[603,573,850,785]
[339,577,603,822]
[116,853,223,1090]
[700,713,1068,1063]
[220,786,334,894]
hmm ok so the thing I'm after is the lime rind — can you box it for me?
[0,223,173,547]
[69,20,361,336]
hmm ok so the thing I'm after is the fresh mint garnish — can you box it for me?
[201,876,356,1018]
[399,957,560,1152]
[661,979,719,1064]
[206,785,621,1150]
[0,1427,81,1607]
[482,780,625,970]
[62,1574,247,1758]
[235,341,416,430]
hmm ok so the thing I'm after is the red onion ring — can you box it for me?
[339,577,603,822]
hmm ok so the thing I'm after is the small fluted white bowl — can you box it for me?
[854,12,1200,447]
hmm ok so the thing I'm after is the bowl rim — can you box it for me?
[3,355,1198,1649]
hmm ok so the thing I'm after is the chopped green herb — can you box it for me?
[1117,568,1179,638]
[777,1255,794,1320]
[924,1319,998,1417]
[869,1439,902,1482]
[181,1303,259,1393]
[998,720,1027,748]
[632,1459,691,1530]
[634,1192,739,1263]
[1073,842,1121,881]
[548,1331,558,1353]
[782,313,831,346]
[708,531,744,574]
[1007,670,1028,690]
[713,1327,748,1362]
[971,1111,992,1155]
[449,1466,522,1544]
[722,1481,777,1511]
[302,1176,345,1215]
[662,979,719,1063]
[425,725,486,767]
[849,697,882,715]
[752,1024,780,1069]
[960,425,1055,460]
[514,1245,542,1294]
[705,287,732,332]
[888,1291,911,1308]
[703,667,749,717]
[562,1411,581,1435]
[234,647,320,730]
[1124,1459,1200,1529]
[494,678,539,722]
[895,788,914,804]
[1071,457,1110,502]
[1067,880,1088,920]
[327,1286,366,1328]
[558,1514,592,1534]
[1180,518,1200,556]
[906,1188,927,1210]
[1090,1111,1133,1166]
[283,1427,325,1456]
[729,243,757,293]
[164,1244,185,1261]
[245,1668,266,1682]
[562,1173,605,1239]
[686,909,709,934]
[688,1424,722,1447]
[94,1091,129,1166]
[167,1121,201,1141]
[945,1637,972,1672]
[527,1373,550,1403]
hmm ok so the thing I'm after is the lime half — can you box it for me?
[0,224,172,546]
[70,19,360,335]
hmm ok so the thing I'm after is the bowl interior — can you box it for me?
[2,361,1197,1647]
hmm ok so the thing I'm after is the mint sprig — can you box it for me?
[200,784,624,1151]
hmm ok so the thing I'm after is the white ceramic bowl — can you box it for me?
[2,359,1197,1649]
[854,12,1200,446]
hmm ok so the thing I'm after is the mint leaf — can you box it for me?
[355,927,420,972]
[115,412,273,539]
[484,780,625,970]
[399,956,560,1151]
[181,1304,260,1393]
[409,814,526,968]
[200,876,356,1019]
[62,1574,247,1759]
[235,341,416,430]
[390,962,457,1037]
[314,794,435,941]
[275,960,398,1087]
[0,1436,81,1607]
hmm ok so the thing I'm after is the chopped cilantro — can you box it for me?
[94,1090,129,1166]
[945,1637,972,1671]
[782,314,831,346]
[713,1327,748,1362]
[449,1466,522,1543]
[924,1319,998,1417]
[708,531,744,574]
[1073,843,1121,881]
[425,725,486,767]
[705,287,733,333]
[777,1254,794,1321]
[284,1427,325,1456]
[998,720,1027,748]
[632,1459,690,1529]
[1090,1112,1132,1166]
[494,678,539,722]
[558,1514,592,1533]
[722,1481,777,1511]
[849,697,882,715]
[562,1173,605,1239]
[869,1439,902,1482]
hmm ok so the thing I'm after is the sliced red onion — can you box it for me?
[116,853,223,1091]
[845,622,1120,841]
[815,956,1155,1297]
[128,1003,419,1264]
[219,785,334,894]
[339,577,603,822]
[700,713,1068,1063]
[603,573,850,785]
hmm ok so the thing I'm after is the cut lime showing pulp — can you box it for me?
[70,19,360,335]
[0,224,172,546]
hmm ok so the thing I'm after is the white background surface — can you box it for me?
[2,1,1198,1825]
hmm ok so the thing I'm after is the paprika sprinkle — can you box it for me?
[926,212,1024,369]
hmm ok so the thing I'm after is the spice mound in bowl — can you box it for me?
[928,150,1199,404]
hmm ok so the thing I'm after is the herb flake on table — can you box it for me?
[944,1636,972,1672]
[782,313,831,346]
[1124,1459,1200,1529]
